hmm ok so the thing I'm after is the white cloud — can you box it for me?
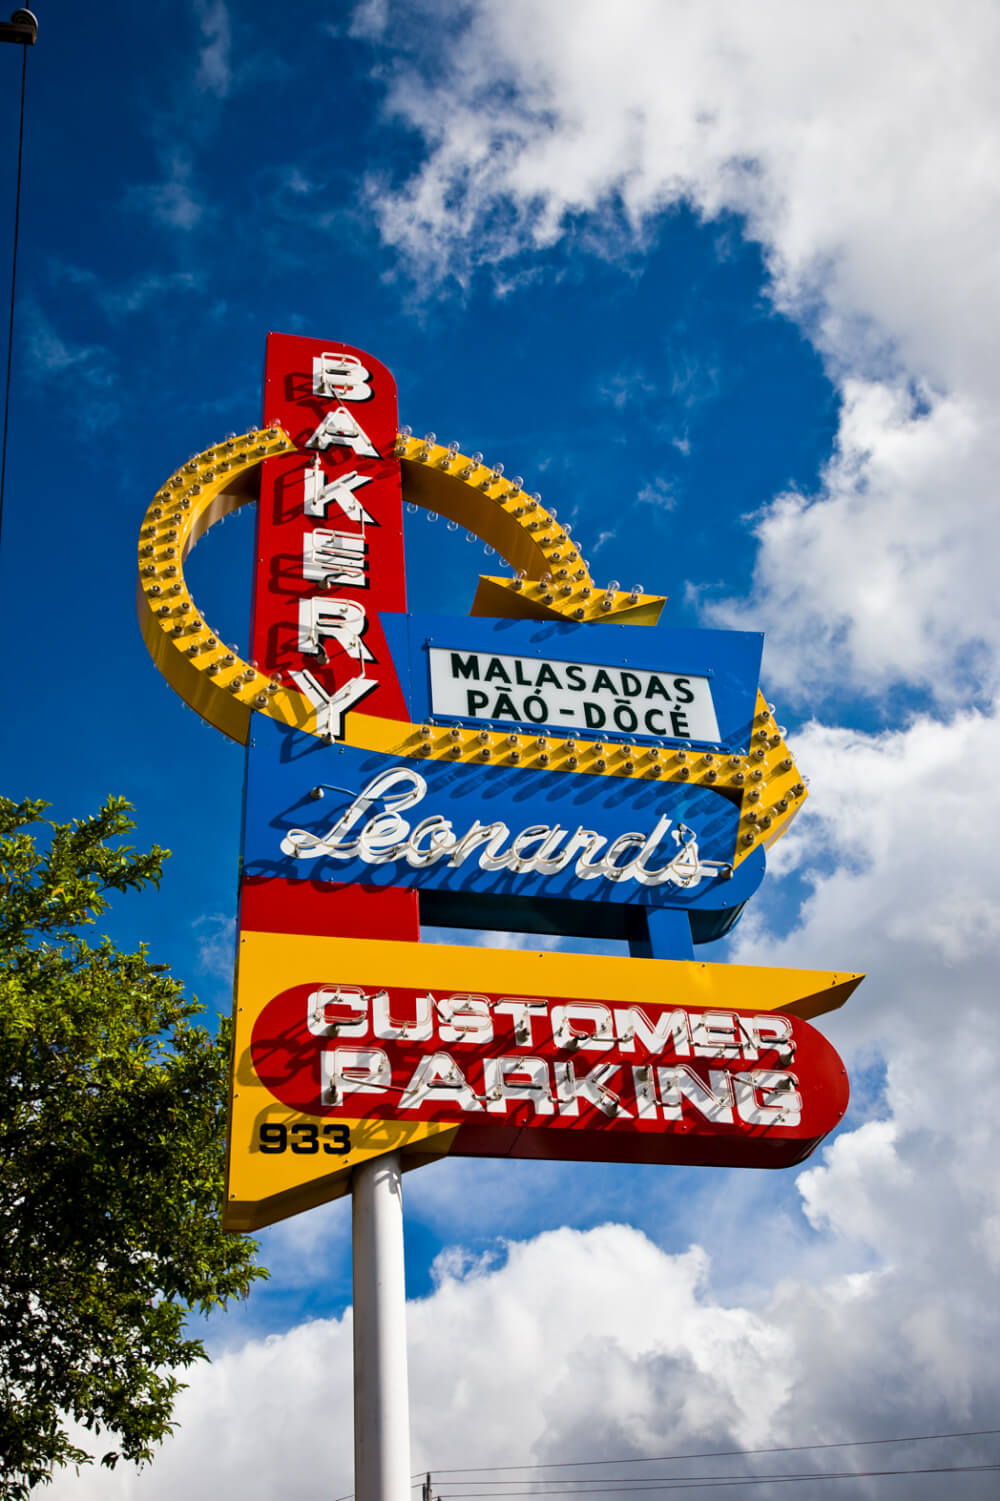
[349,0,390,40]
[101,271,202,318]
[365,0,1000,703]
[23,303,114,387]
[194,1,232,99]
[50,1212,1000,1499]
[708,378,1000,705]
[128,154,204,232]
[598,366,657,411]
[192,912,235,980]
[637,476,677,511]
[21,302,121,429]
[48,703,1000,1499]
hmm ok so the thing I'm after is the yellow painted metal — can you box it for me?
[137,428,808,860]
[224,927,864,1231]
[396,433,667,624]
[135,426,320,745]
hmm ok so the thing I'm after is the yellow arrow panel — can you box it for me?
[224,929,862,1232]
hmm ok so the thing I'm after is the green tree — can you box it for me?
[0,795,263,1498]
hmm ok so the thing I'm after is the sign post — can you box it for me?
[353,1153,410,1501]
[135,333,864,1501]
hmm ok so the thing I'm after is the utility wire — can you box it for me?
[433,1466,1000,1498]
[417,1426,1000,1476]
[0,30,29,560]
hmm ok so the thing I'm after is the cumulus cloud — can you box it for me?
[48,705,1000,1500]
[50,1214,1000,1499]
[365,0,1000,703]
[709,379,1000,705]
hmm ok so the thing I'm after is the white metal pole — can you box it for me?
[352,1151,412,1501]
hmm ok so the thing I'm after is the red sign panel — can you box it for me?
[245,333,417,940]
[250,975,849,1170]
[252,333,409,728]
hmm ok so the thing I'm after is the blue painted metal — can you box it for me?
[378,613,763,751]
[243,718,764,933]
[629,906,696,961]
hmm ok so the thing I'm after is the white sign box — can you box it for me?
[428,648,721,742]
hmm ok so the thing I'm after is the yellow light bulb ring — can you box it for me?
[136,430,806,863]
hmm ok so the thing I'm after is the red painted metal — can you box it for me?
[249,978,849,1171]
[252,333,409,722]
[243,333,417,942]
[239,877,419,943]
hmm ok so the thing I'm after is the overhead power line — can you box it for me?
[416,1426,1000,1477]
[0,7,38,562]
[432,1465,1000,1498]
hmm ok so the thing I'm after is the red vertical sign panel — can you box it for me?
[241,333,418,942]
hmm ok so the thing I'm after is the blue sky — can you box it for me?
[3,2,1000,1497]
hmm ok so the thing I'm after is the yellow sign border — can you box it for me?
[225,928,862,1231]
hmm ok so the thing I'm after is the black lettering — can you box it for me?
[322,1123,351,1155]
[621,671,642,697]
[467,689,489,714]
[670,708,690,736]
[565,664,586,692]
[537,663,562,689]
[583,701,606,729]
[291,1123,319,1154]
[645,674,672,702]
[673,677,695,704]
[523,695,548,722]
[258,1123,287,1153]
[484,657,511,684]
[514,660,533,686]
[492,691,519,719]
[644,708,666,734]
[591,669,617,695]
[451,652,480,681]
[613,702,638,733]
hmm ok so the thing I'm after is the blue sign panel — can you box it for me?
[243,717,764,923]
[379,613,763,751]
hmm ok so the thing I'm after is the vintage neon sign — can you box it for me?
[276,764,729,888]
[136,332,862,1232]
[224,930,860,1229]
[134,360,803,873]
[258,977,845,1148]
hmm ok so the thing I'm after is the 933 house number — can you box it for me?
[257,1122,352,1155]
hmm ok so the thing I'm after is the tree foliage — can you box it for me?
[0,795,263,1497]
